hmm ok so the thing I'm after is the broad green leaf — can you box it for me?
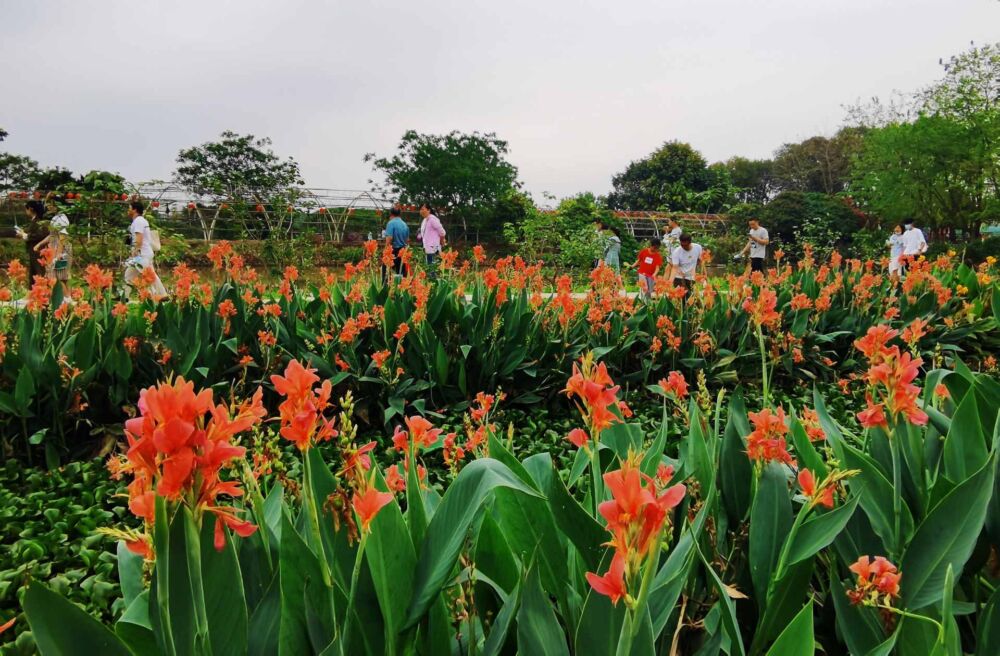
[279,512,335,655]
[517,562,570,656]
[116,540,145,608]
[749,463,792,605]
[901,449,998,608]
[201,514,249,656]
[24,583,131,656]
[547,460,606,572]
[942,391,988,482]
[14,365,35,414]
[842,443,913,554]
[830,575,887,656]
[786,495,860,566]
[695,539,746,656]
[764,600,814,655]
[976,586,1000,656]
[365,467,415,649]
[404,459,543,628]
[482,579,520,656]
[115,591,158,656]
[720,395,753,524]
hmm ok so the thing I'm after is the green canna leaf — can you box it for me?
[764,600,813,655]
[786,495,860,567]
[901,446,998,609]
[517,561,570,656]
[749,463,792,607]
[403,458,543,628]
[24,583,131,656]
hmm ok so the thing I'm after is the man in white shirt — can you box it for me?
[670,233,703,297]
[739,218,769,272]
[663,219,682,251]
[900,220,927,257]
[124,201,167,299]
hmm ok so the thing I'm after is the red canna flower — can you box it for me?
[353,486,393,531]
[797,468,834,508]
[566,428,589,449]
[271,360,337,450]
[585,553,628,606]
[0,616,15,635]
[848,555,901,606]
[745,407,794,466]
[658,371,688,399]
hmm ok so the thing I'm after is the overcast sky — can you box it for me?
[2,0,998,200]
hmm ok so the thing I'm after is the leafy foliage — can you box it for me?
[365,130,520,230]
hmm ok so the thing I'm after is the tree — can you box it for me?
[0,153,40,192]
[755,191,861,256]
[0,128,7,142]
[365,130,520,234]
[849,43,1000,236]
[771,128,865,194]
[851,115,994,236]
[606,141,724,211]
[174,131,304,240]
[725,157,777,204]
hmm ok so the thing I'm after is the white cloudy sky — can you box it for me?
[2,0,997,199]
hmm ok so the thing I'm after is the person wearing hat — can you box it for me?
[899,219,927,275]
[35,195,72,297]
[669,233,703,298]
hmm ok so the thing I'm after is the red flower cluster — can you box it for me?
[847,555,901,606]
[797,468,834,508]
[745,407,794,466]
[271,360,337,450]
[742,287,780,329]
[586,457,686,606]
[122,378,266,556]
[658,371,688,400]
[854,325,928,429]
[564,356,623,450]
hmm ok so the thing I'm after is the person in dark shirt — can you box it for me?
[21,200,48,279]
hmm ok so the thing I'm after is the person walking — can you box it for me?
[602,226,622,272]
[663,218,682,252]
[886,224,904,279]
[635,237,663,301]
[899,219,927,275]
[739,218,769,273]
[123,201,167,300]
[417,203,446,277]
[669,233,703,297]
[19,200,49,280]
[383,207,410,279]
[35,195,72,297]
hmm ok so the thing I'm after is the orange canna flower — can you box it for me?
[353,486,393,531]
[585,553,628,606]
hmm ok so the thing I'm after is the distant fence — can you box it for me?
[1,186,729,245]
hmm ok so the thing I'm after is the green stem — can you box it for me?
[885,606,944,641]
[303,450,334,587]
[589,440,603,518]
[770,500,812,589]
[620,530,664,653]
[756,327,769,406]
[341,535,368,656]
[889,429,903,559]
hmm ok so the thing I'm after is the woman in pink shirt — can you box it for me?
[417,203,446,273]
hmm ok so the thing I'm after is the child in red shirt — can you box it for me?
[636,238,663,300]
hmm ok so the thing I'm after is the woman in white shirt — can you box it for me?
[123,201,167,300]
[886,224,904,279]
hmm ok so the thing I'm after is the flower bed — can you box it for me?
[1,244,999,654]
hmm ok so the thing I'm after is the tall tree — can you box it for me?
[174,131,304,239]
[606,141,723,211]
[365,130,520,232]
[850,42,999,236]
[725,156,777,204]
[772,128,865,194]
